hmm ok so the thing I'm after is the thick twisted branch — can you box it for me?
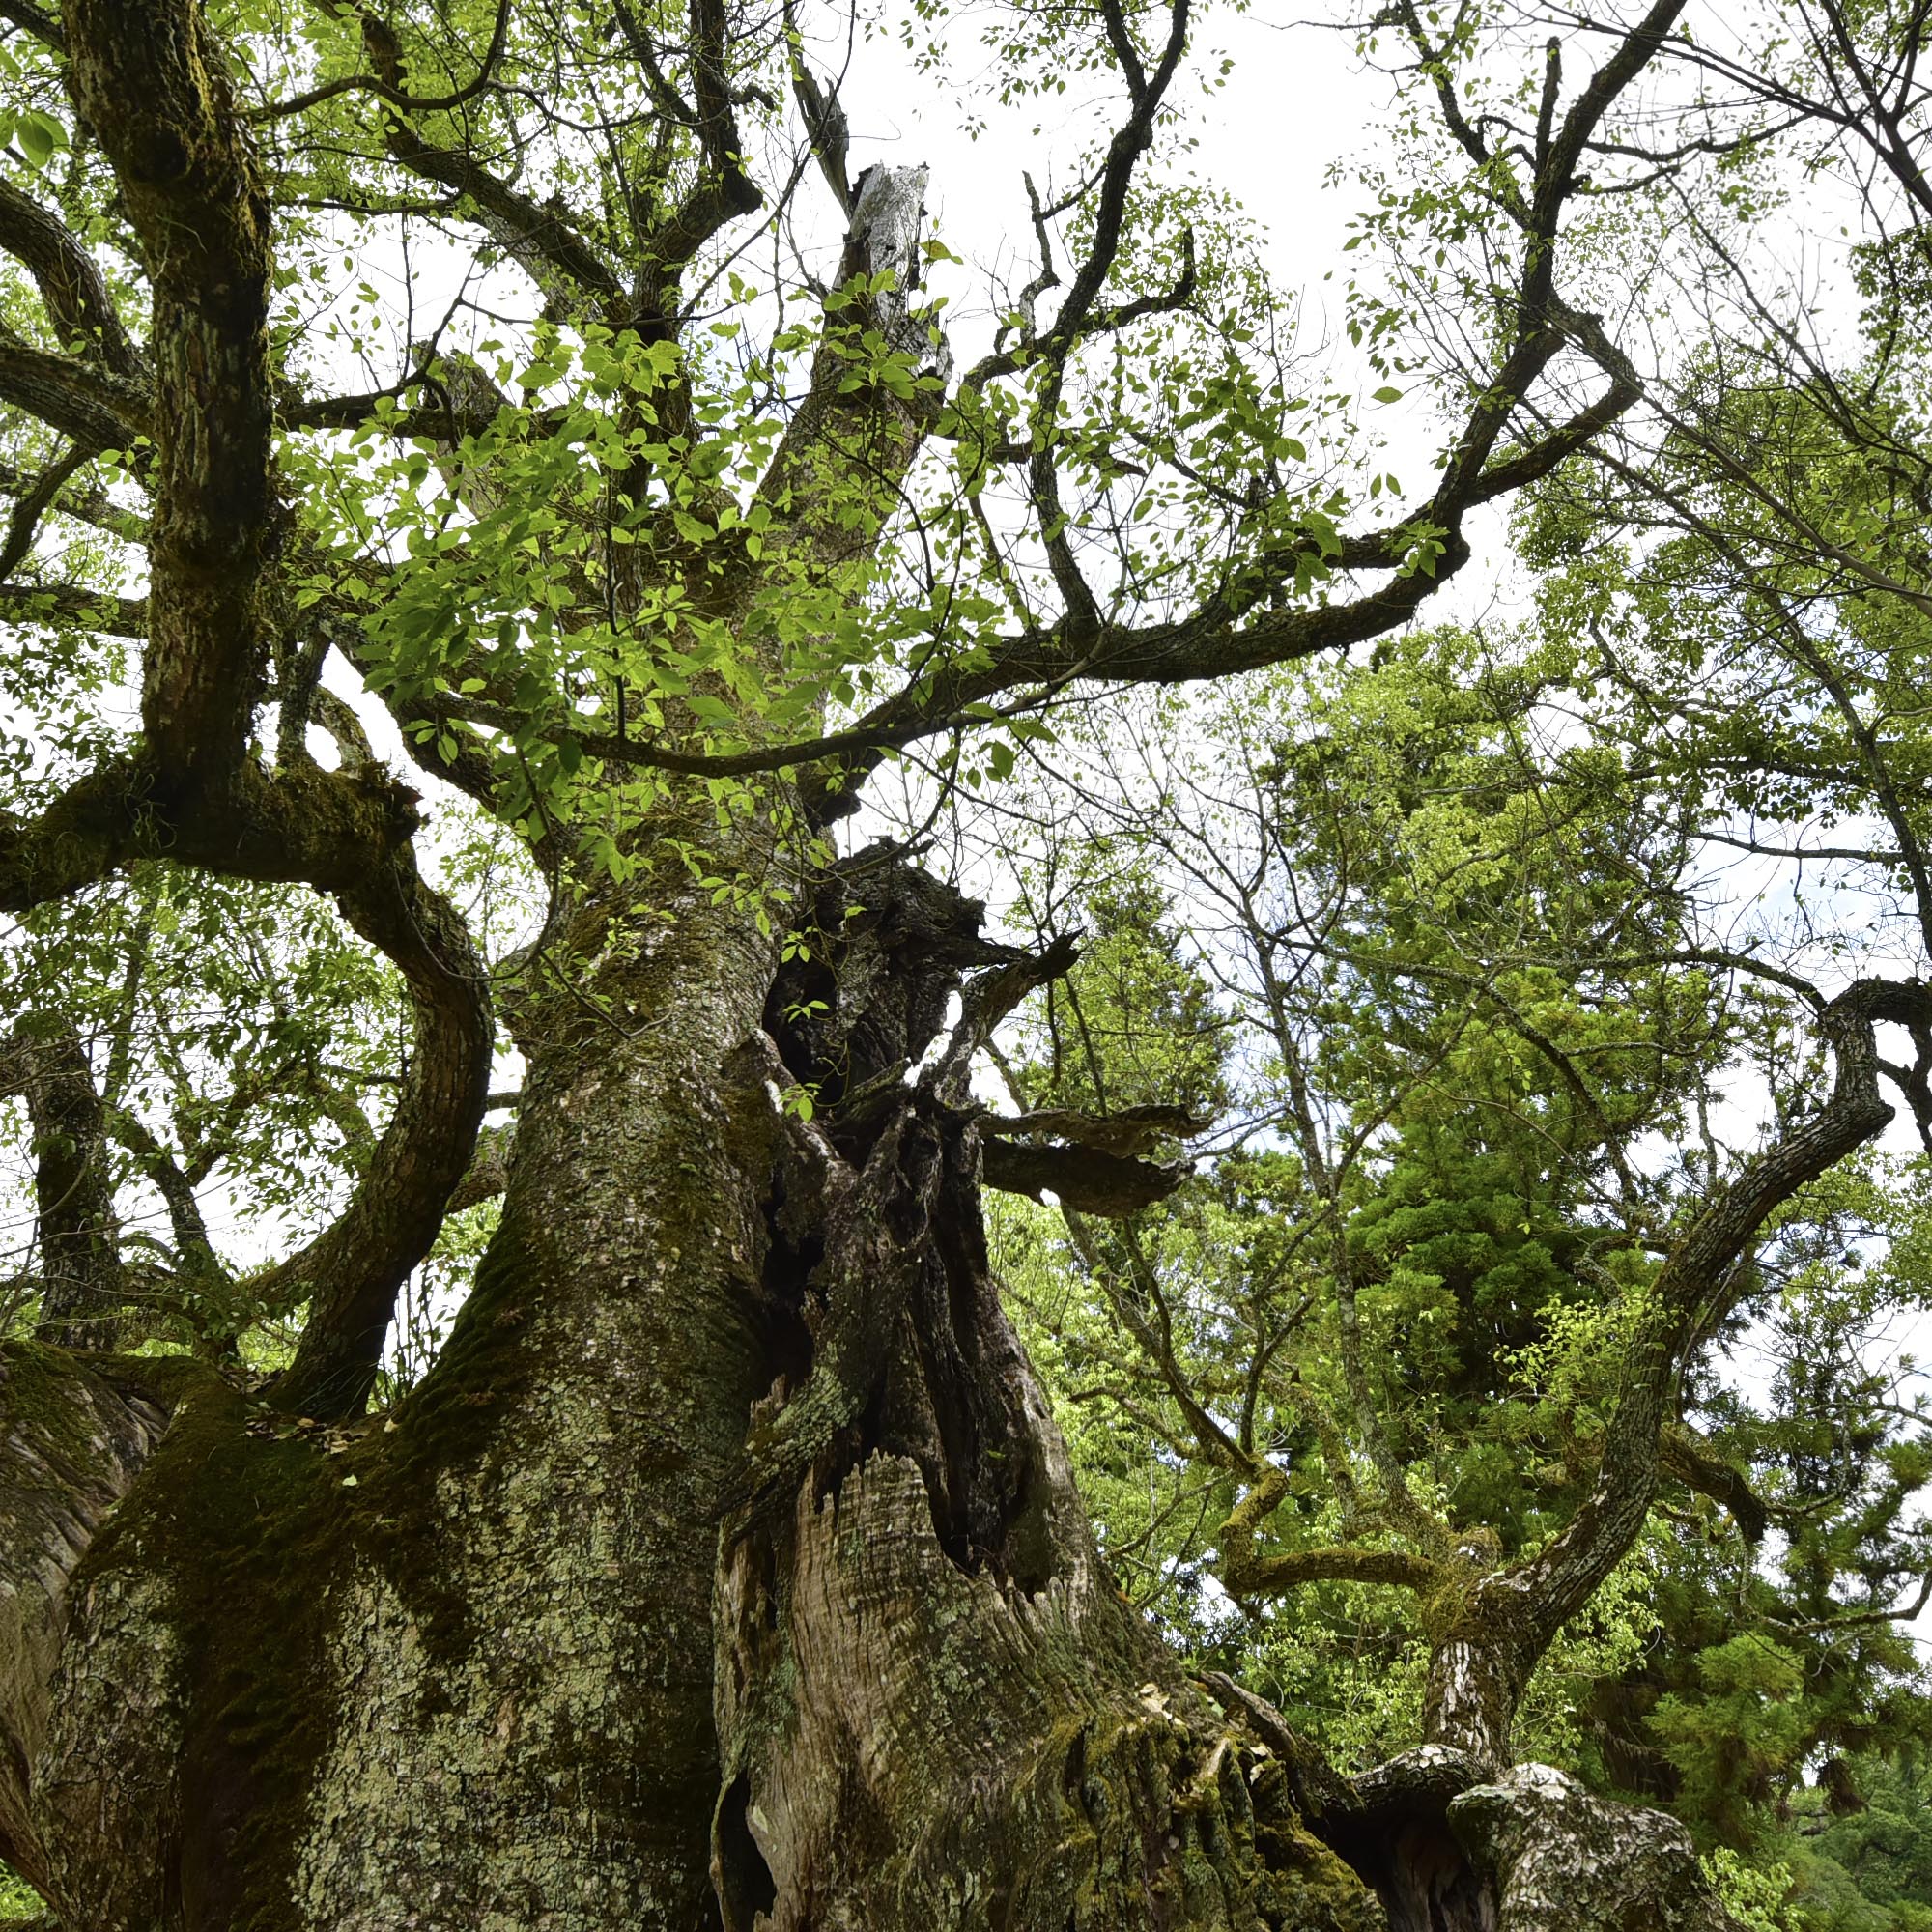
[67,0,275,783]
[1479,977,1918,1663]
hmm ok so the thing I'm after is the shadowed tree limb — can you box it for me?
[1227,1541,1446,1598]
[0,331,148,447]
[0,1020,124,1350]
[0,177,143,377]
[1658,1422,1770,1544]
[0,455,146,543]
[66,0,275,786]
[0,752,496,1418]
[253,829,494,1418]
[0,582,145,634]
[0,442,95,580]
[0,0,58,43]
[979,1138,1190,1216]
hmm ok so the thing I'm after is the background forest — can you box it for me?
[5,0,1932,1923]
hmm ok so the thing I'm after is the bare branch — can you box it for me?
[0,178,142,377]
[252,0,512,122]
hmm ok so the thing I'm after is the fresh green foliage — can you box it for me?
[0,1860,33,1918]
[984,616,1932,1867]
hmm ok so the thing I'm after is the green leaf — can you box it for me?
[15,110,66,168]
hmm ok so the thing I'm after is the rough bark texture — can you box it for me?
[1448,1764,1746,1932]
[717,1459,1386,1928]
[0,1025,125,1350]
[1421,1638,1533,1770]
[0,851,1763,1931]
[66,0,273,784]
[278,835,783,1927]
[710,856,1289,1929]
[0,1346,164,1898]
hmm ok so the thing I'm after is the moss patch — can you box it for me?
[76,1367,346,1931]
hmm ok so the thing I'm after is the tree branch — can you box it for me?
[0,747,496,1417]
[0,579,145,635]
[0,1020,124,1349]
[0,455,146,544]
[980,1136,1190,1216]
[0,176,143,377]
[1484,976,1915,1657]
[754,163,947,571]
[0,330,148,447]
[252,0,511,121]
[1225,1529,1444,1600]
[68,0,276,783]
[354,13,625,324]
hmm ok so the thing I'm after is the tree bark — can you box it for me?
[0,849,1754,1931]
[0,1345,165,1900]
[0,1023,125,1350]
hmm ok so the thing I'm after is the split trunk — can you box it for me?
[0,841,1739,1931]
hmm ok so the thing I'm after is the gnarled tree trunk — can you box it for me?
[0,1,1767,1921]
[0,843,1747,1932]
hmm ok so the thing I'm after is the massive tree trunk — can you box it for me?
[0,1,1768,1921]
[0,838,1746,1932]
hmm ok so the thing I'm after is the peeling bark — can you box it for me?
[1448,1764,1745,1932]
[717,1451,1332,1931]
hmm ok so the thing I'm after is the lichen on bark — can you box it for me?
[1448,1763,1747,1932]
[0,1344,165,1901]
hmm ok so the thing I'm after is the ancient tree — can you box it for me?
[0,0,1913,1925]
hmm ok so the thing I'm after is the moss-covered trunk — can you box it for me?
[12,824,782,1927]
[0,847,1747,1932]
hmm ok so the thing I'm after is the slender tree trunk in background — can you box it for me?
[0,1023,127,1350]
